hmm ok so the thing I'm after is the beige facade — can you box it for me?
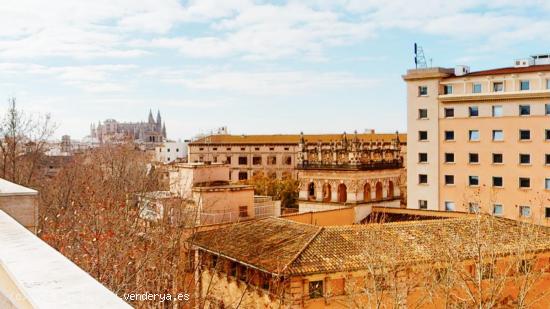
[188,132,406,181]
[404,62,550,225]
[166,163,259,224]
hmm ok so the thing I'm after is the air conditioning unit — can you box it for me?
[514,58,533,67]
[454,65,470,76]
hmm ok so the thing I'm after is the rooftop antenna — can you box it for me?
[414,43,427,69]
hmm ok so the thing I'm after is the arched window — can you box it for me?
[388,181,394,199]
[338,183,347,203]
[364,183,371,202]
[322,183,332,202]
[375,182,383,200]
[308,182,315,200]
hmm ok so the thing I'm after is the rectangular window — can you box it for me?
[519,130,531,141]
[445,153,455,163]
[519,154,531,164]
[519,105,530,116]
[284,156,292,165]
[519,177,530,188]
[419,131,428,141]
[492,153,503,164]
[493,82,504,92]
[418,86,428,96]
[240,147,246,151]
[546,104,550,115]
[545,178,550,190]
[473,83,482,93]
[493,204,503,215]
[492,130,504,141]
[239,206,248,218]
[444,175,455,185]
[444,108,454,118]
[546,207,550,218]
[226,147,232,151]
[492,105,503,117]
[520,206,531,217]
[469,130,480,141]
[547,79,550,90]
[469,176,479,186]
[418,153,428,163]
[419,174,428,184]
[238,156,248,165]
[445,201,455,211]
[419,200,428,209]
[492,176,503,187]
[226,156,232,164]
[267,156,277,165]
[252,156,262,165]
[444,85,453,95]
[254,147,260,151]
[269,147,275,151]
[546,154,550,165]
[469,203,480,213]
[520,80,530,91]
[444,131,455,141]
[546,129,550,140]
[418,109,428,119]
[309,281,324,299]
[238,172,248,180]
[469,106,479,117]
[469,153,479,164]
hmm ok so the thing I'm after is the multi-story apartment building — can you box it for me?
[188,132,406,181]
[404,54,550,225]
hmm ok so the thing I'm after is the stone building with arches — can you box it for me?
[297,131,405,214]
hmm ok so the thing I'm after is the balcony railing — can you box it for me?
[297,159,403,171]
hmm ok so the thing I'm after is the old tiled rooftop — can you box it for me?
[190,133,407,145]
[190,218,321,274]
[191,217,550,276]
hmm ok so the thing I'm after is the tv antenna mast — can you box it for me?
[414,43,427,69]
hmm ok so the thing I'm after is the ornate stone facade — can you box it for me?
[297,131,405,211]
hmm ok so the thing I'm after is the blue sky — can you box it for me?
[1,0,549,140]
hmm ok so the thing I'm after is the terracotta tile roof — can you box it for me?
[189,133,406,145]
[190,217,321,274]
[449,64,550,78]
[190,216,550,276]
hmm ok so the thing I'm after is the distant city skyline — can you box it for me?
[1,1,549,140]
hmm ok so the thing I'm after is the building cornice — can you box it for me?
[402,68,454,81]
[439,90,550,103]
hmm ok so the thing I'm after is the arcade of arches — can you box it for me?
[301,176,401,204]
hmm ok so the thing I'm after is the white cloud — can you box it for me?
[0,62,137,93]
[159,69,381,95]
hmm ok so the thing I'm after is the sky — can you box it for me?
[1,0,549,141]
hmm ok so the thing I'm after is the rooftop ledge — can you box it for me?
[439,90,550,102]
[0,210,131,309]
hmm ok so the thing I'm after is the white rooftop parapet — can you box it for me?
[0,211,132,309]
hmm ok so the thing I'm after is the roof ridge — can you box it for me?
[279,226,324,275]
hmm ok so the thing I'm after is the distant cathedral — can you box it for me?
[90,110,167,143]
